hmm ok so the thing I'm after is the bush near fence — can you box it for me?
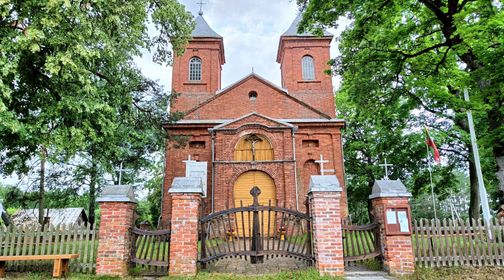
[413,218,504,267]
[0,224,98,273]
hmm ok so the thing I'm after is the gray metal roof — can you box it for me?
[97,185,137,203]
[369,180,412,199]
[11,208,88,227]
[282,14,332,37]
[192,15,222,38]
[309,175,342,193]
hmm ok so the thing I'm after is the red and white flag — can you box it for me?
[424,126,440,163]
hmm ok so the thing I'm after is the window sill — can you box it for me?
[184,81,207,85]
[297,80,322,84]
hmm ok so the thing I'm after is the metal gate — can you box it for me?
[342,219,381,266]
[199,186,313,266]
[129,227,171,276]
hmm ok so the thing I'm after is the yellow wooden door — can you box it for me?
[234,171,276,237]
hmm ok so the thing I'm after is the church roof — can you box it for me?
[282,14,332,37]
[192,14,222,38]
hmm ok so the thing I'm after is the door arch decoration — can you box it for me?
[234,134,273,161]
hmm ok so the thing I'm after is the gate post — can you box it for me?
[308,175,344,276]
[168,177,203,276]
[96,185,137,277]
[369,180,415,275]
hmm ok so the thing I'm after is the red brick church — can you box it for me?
[160,13,347,227]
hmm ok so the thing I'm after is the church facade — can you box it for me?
[160,14,347,227]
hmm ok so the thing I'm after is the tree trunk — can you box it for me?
[88,159,97,228]
[496,155,504,206]
[38,146,47,226]
[468,158,480,221]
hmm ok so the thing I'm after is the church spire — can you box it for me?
[192,13,222,38]
[281,14,333,37]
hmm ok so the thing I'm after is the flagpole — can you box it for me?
[464,89,492,239]
[426,144,438,221]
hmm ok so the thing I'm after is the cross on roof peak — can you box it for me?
[378,158,394,180]
[115,161,132,185]
[196,0,206,16]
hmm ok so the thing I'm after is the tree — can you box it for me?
[336,89,462,223]
[298,0,503,218]
[0,1,194,224]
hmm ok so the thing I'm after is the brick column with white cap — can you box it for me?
[369,179,415,275]
[96,185,137,276]
[168,177,203,276]
[308,175,344,276]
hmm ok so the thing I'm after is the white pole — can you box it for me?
[464,89,492,238]
[118,161,123,185]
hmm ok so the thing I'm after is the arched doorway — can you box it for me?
[233,171,276,236]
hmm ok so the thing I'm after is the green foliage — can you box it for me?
[0,185,89,210]
[299,0,504,218]
[336,91,461,223]
[136,168,163,227]
[0,0,194,223]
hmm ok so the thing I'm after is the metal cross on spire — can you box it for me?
[315,154,335,175]
[196,0,206,15]
[378,158,393,180]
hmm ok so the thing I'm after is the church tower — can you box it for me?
[276,15,335,117]
[171,12,225,113]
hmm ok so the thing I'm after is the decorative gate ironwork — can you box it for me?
[130,227,171,276]
[199,186,313,266]
[342,219,382,266]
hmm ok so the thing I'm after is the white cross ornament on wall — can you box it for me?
[315,154,335,175]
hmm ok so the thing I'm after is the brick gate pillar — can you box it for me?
[96,185,137,276]
[168,177,203,276]
[308,175,344,276]
[369,180,415,275]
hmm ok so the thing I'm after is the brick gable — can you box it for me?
[183,74,331,120]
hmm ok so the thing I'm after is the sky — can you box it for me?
[134,0,345,92]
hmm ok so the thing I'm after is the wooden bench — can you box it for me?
[0,254,79,278]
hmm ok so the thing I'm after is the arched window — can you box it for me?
[188,57,202,81]
[248,91,257,101]
[234,134,273,161]
[301,55,315,80]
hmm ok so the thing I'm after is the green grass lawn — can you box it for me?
[400,266,504,280]
[6,266,504,280]
[3,269,342,279]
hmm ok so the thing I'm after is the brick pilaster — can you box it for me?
[168,193,201,276]
[96,202,136,276]
[308,175,344,276]
[371,197,415,275]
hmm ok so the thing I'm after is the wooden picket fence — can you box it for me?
[413,218,504,267]
[0,224,98,273]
